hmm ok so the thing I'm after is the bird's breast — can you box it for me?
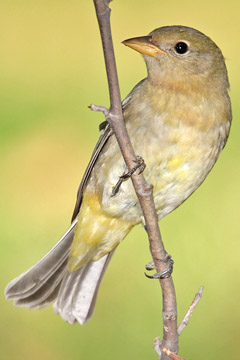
[84,82,231,224]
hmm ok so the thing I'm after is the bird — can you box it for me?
[5,25,232,325]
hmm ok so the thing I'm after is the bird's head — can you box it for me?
[123,25,229,91]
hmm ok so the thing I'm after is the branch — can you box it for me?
[154,339,188,360]
[162,347,188,360]
[178,286,204,335]
[93,0,178,357]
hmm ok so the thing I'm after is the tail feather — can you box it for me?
[5,219,115,325]
[5,219,77,300]
[30,282,62,309]
[54,251,115,325]
[14,259,68,308]
[72,252,114,324]
[54,269,84,324]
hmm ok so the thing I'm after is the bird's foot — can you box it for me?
[111,156,146,196]
[145,255,174,279]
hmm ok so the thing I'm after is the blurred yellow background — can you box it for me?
[1,1,240,360]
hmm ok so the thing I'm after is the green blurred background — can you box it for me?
[1,1,240,359]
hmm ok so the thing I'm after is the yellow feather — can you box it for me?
[68,191,133,272]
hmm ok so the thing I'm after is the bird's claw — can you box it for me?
[145,255,174,279]
[111,156,146,196]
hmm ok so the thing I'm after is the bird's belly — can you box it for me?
[87,120,224,225]
[112,150,220,224]
[151,155,213,219]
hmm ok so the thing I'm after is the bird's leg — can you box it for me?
[111,156,146,196]
[145,255,174,279]
[142,211,174,279]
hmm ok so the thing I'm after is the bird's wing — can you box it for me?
[71,78,148,222]
[71,120,113,221]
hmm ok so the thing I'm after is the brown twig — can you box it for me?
[93,0,178,358]
[162,347,189,360]
[178,286,204,335]
[154,338,189,360]
[88,104,109,116]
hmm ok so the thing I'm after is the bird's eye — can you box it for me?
[174,42,189,54]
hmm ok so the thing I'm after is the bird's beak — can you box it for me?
[122,36,167,57]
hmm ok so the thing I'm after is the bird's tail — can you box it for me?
[4,218,115,325]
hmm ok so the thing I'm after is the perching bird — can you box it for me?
[5,25,232,325]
